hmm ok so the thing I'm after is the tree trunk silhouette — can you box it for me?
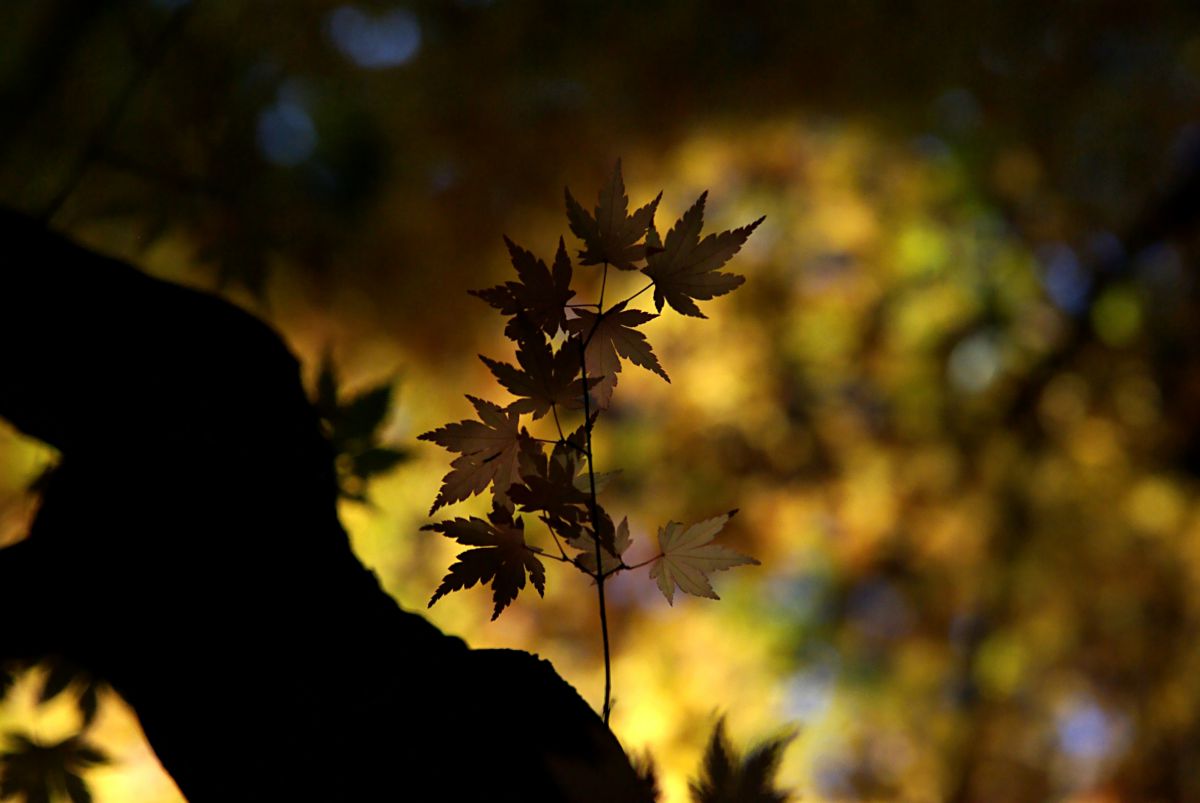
[0,208,654,802]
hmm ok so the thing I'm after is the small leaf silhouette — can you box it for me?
[642,193,763,317]
[567,300,668,408]
[423,506,546,619]
[419,396,530,513]
[471,237,575,338]
[0,734,107,803]
[312,355,408,502]
[569,516,632,575]
[480,333,595,420]
[689,718,795,803]
[565,160,661,271]
[650,512,758,604]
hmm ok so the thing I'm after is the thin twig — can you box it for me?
[40,3,196,224]
[577,334,613,724]
[551,403,566,442]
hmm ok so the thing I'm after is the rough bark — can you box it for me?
[0,208,655,802]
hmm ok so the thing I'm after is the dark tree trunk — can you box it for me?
[0,209,654,802]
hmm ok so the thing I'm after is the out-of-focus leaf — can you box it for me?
[38,661,79,705]
[353,446,408,477]
[0,734,107,803]
[336,384,393,444]
[689,718,795,803]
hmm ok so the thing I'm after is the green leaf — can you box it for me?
[567,300,668,408]
[649,512,758,604]
[565,161,661,271]
[423,508,546,619]
[641,193,763,317]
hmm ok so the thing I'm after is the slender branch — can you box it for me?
[40,3,196,223]
[551,403,566,443]
[538,516,571,562]
[577,335,613,724]
[526,544,574,565]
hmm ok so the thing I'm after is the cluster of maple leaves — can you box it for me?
[421,163,764,619]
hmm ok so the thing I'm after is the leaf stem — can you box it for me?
[621,554,664,572]
[577,336,613,724]
[599,263,609,310]
[551,403,566,443]
[617,281,655,308]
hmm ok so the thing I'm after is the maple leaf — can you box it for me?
[480,333,595,419]
[470,237,575,338]
[649,512,758,604]
[567,300,669,408]
[423,506,546,619]
[418,396,529,513]
[569,516,633,576]
[641,192,764,317]
[565,160,662,271]
[508,428,591,537]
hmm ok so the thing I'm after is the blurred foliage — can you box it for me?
[312,351,408,503]
[2,0,1200,801]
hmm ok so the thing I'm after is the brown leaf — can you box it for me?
[480,333,594,419]
[566,160,661,271]
[470,237,575,338]
[569,516,633,576]
[567,300,669,408]
[423,509,545,619]
[418,396,529,513]
[641,193,763,317]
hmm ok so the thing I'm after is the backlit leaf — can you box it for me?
[565,160,661,271]
[480,333,595,419]
[567,300,668,408]
[419,396,530,513]
[569,516,633,576]
[470,237,576,338]
[642,193,763,317]
[649,512,758,604]
[423,507,546,619]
